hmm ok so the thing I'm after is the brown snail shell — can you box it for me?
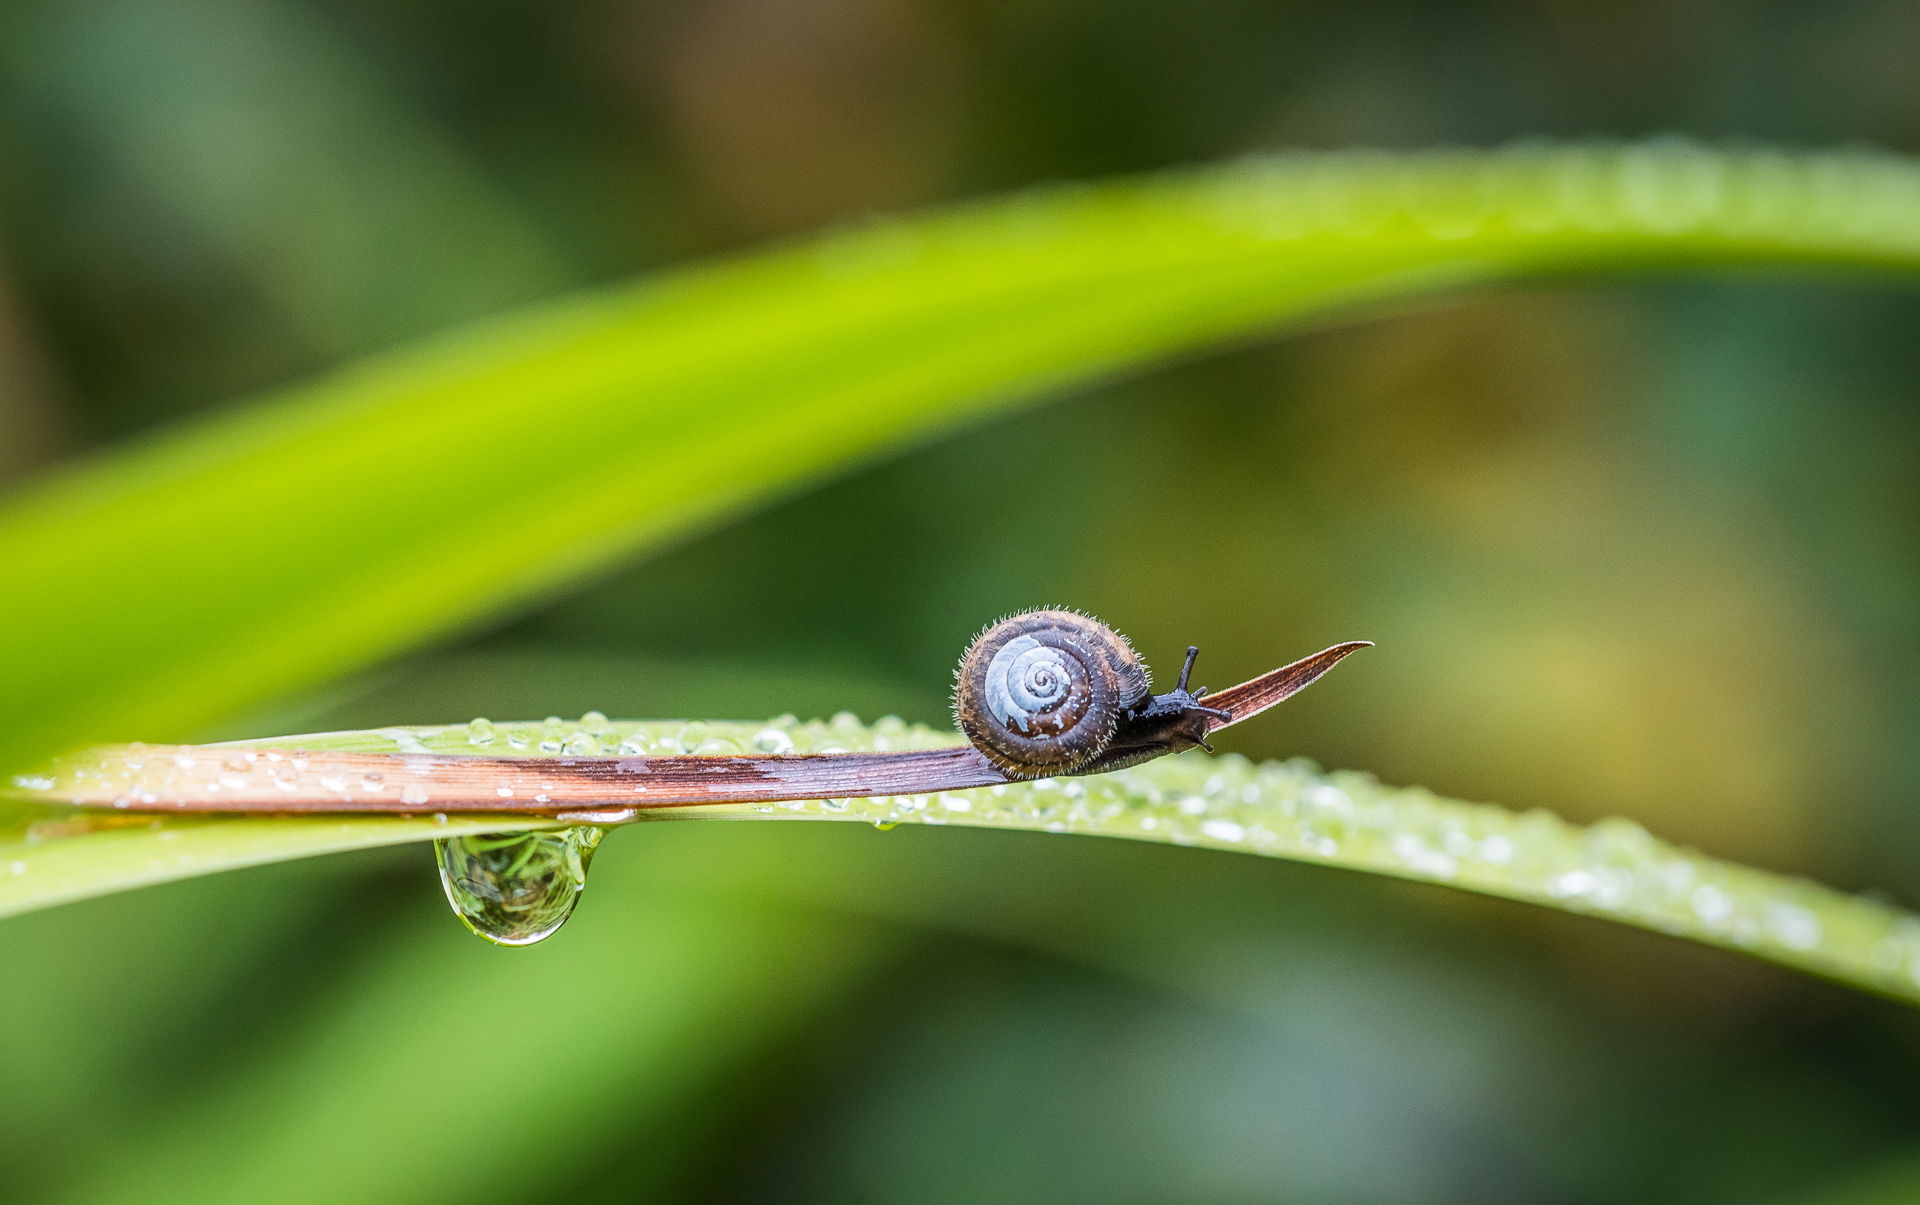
[952,609,1152,778]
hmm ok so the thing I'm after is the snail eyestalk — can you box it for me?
[1169,645,1232,721]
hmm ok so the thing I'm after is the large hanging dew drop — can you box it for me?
[434,827,605,946]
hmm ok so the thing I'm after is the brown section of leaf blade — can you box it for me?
[7,746,1008,813]
[1205,642,1376,732]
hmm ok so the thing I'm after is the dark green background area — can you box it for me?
[3,2,1920,1202]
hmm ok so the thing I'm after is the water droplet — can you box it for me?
[434,827,604,946]
[507,731,530,750]
[553,808,636,824]
[400,784,430,805]
[1766,902,1822,950]
[1200,819,1247,843]
[752,727,795,754]
[562,733,601,756]
[361,772,385,792]
[1393,833,1458,879]
[1692,884,1733,923]
[538,738,562,755]
[467,718,496,746]
[382,725,432,752]
[580,710,608,726]
[1548,870,1596,899]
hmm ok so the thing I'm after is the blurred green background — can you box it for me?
[4,1,1920,1202]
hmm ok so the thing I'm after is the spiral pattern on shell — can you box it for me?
[953,609,1151,778]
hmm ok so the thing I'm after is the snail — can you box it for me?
[954,609,1234,779]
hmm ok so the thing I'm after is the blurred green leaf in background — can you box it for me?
[5,1,1920,1203]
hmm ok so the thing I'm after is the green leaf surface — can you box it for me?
[9,716,1920,1006]
[4,141,1919,781]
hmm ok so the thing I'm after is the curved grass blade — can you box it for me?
[4,142,1920,778]
[7,717,1920,1008]
[9,642,1368,814]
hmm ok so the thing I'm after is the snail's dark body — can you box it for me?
[953,609,1231,779]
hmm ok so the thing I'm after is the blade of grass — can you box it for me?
[9,717,1920,1006]
[4,141,1919,779]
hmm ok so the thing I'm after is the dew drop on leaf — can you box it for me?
[467,717,495,746]
[434,827,605,946]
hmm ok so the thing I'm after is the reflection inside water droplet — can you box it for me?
[434,827,604,946]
